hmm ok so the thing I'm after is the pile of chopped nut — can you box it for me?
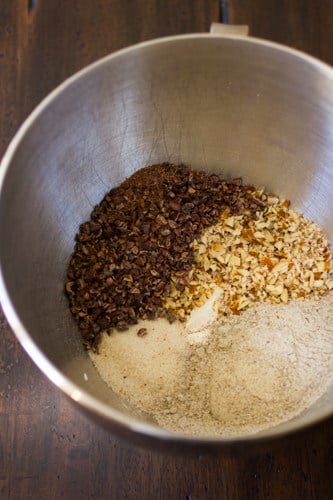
[66,163,332,350]
[164,191,333,318]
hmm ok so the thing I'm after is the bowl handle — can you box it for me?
[210,22,249,36]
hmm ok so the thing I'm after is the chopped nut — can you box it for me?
[163,186,332,319]
[272,260,289,274]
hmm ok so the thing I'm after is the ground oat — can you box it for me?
[90,295,333,436]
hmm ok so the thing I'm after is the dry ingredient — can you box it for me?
[66,164,265,350]
[66,162,333,436]
[66,163,332,350]
[89,295,333,437]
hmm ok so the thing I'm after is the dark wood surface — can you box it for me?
[1,1,333,498]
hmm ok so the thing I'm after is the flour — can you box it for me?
[89,294,333,437]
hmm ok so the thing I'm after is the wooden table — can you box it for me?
[1,1,333,498]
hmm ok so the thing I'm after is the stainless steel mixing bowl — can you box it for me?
[1,30,333,451]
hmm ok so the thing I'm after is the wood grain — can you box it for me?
[1,1,333,499]
[226,0,333,65]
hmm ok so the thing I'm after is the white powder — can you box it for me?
[89,294,333,437]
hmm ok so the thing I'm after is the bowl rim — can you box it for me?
[1,32,333,447]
